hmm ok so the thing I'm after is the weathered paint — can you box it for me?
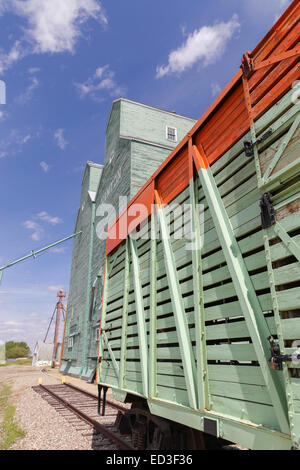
[61,100,196,378]
[60,162,103,376]
[98,83,300,449]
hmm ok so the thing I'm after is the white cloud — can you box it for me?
[23,211,62,240]
[28,67,41,74]
[211,82,222,97]
[0,40,26,75]
[37,211,63,225]
[0,0,107,74]
[22,134,32,144]
[0,110,5,121]
[54,128,68,150]
[274,0,292,21]
[28,312,39,318]
[49,247,66,254]
[156,14,240,78]
[48,285,64,292]
[17,76,39,104]
[40,161,50,172]
[23,220,44,241]
[75,65,126,100]
[3,320,24,327]
[0,129,34,159]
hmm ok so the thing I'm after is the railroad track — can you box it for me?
[32,383,134,450]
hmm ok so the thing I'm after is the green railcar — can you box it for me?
[96,3,300,450]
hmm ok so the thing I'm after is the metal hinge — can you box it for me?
[244,128,273,157]
[260,193,275,229]
[241,52,254,78]
[268,336,300,371]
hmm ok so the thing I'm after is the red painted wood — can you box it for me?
[106,0,300,255]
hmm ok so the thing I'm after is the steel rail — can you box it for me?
[37,384,134,450]
[62,382,128,414]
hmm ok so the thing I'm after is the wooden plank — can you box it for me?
[206,343,257,362]
[278,288,300,311]
[156,386,190,407]
[291,378,300,400]
[281,318,300,340]
[273,262,300,287]
[210,396,279,430]
[207,364,266,386]
[209,380,271,405]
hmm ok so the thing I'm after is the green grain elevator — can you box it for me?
[60,98,196,378]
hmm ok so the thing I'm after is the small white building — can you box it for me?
[32,341,62,367]
[0,340,5,365]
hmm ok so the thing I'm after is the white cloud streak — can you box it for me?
[0,40,26,75]
[75,65,126,101]
[48,285,64,292]
[37,212,62,225]
[23,220,44,241]
[17,76,39,104]
[54,128,68,150]
[211,82,222,97]
[156,14,240,78]
[40,161,50,172]
[23,211,63,240]
[0,129,33,159]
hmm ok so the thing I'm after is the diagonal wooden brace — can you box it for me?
[192,144,290,434]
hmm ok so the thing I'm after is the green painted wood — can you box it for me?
[279,318,300,341]
[273,222,300,264]
[119,239,130,389]
[291,379,300,400]
[210,396,279,430]
[97,87,300,446]
[209,380,271,405]
[149,211,158,398]
[156,203,198,409]
[270,234,300,262]
[105,262,271,318]
[106,343,258,362]
[148,398,291,450]
[198,157,290,433]
[157,386,189,407]
[262,112,300,183]
[278,288,300,311]
[207,365,266,386]
[130,237,149,397]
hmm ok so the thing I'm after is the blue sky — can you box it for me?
[0,0,293,351]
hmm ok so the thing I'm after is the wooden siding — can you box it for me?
[98,81,300,448]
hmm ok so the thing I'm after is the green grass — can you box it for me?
[14,358,32,366]
[0,358,32,367]
[0,385,26,450]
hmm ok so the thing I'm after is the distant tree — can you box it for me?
[5,341,30,359]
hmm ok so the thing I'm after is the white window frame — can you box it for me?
[166,126,177,142]
[68,337,73,349]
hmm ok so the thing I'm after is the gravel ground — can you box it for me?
[0,365,93,450]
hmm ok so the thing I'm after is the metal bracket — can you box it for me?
[241,52,254,78]
[268,336,300,371]
[244,128,273,157]
[241,45,300,78]
[260,193,276,229]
